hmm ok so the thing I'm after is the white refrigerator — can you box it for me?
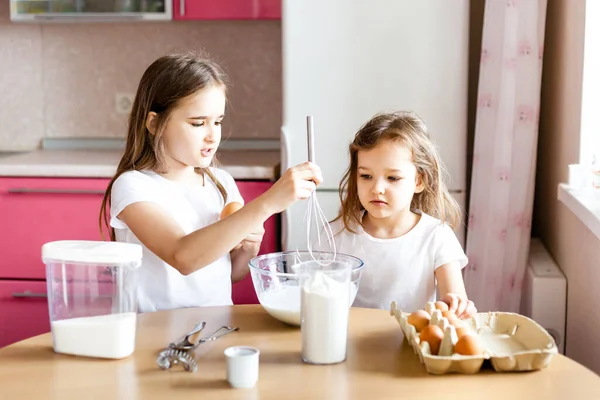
[280,0,470,252]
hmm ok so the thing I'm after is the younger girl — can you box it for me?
[99,53,322,313]
[328,111,476,319]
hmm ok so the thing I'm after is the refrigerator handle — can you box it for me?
[280,126,291,251]
[280,126,291,172]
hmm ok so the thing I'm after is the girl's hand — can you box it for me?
[441,293,477,319]
[435,262,474,319]
[239,226,265,256]
[262,162,323,214]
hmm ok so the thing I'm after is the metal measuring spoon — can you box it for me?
[168,321,207,351]
[157,325,239,373]
[192,325,239,349]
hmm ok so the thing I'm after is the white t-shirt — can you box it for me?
[328,211,468,313]
[110,169,244,313]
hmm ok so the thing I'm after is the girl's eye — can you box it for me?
[359,174,372,179]
[388,176,402,182]
[191,120,222,127]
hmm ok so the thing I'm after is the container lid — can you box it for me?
[41,240,142,265]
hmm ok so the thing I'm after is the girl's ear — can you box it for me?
[415,173,425,193]
[146,112,158,135]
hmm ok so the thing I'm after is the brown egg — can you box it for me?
[407,310,431,332]
[220,202,243,219]
[455,326,470,339]
[419,324,444,355]
[440,310,463,329]
[454,333,484,356]
[434,301,449,312]
[441,310,459,325]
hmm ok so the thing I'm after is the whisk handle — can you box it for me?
[307,116,315,163]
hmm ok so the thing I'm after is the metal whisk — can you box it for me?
[304,116,337,266]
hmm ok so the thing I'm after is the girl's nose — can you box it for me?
[372,179,385,195]
[205,125,217,143]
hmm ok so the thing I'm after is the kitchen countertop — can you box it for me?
[1,305,599,399]
[0,149,280,180]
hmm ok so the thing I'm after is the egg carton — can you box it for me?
[390,301,558,375]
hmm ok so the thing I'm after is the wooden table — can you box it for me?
[1,305,598,399]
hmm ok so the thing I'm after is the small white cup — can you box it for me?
[224,346,260,389]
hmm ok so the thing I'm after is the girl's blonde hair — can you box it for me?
[99,52,229,241]
[334,111,461,233]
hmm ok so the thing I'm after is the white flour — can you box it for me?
[300,271,350,364]
[260,282,358,326]
[51,312,137,359]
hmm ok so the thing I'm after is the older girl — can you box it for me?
[100,53,322,312]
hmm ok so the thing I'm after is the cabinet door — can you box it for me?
[0,279,119,348]
[232,180,278,304]
[0,280,50,348]
[0,178,110,280]
[173,0,255,20]
[257,0,280,19]
[236,180,278,256]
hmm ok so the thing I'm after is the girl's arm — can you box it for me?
[117,162,321,276]
[119,198,269,276]
[435,262,477,319]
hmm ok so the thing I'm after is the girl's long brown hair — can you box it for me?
[100,52,229,241]
[334,111,462,233]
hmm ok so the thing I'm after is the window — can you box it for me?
[557,2,600,240]
[580,1,600,166]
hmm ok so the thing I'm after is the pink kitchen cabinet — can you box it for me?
[256,0,280,19]
[0,278,120,348]
[0,177,109,347]
[0,176,276,346]
[172,0,280,20]
[232,180,278,305]
[0,280,50,348]
[0,177,110,280]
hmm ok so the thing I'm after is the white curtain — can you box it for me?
[464,0,548,313]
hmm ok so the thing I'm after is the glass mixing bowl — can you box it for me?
[248,251,365,326]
